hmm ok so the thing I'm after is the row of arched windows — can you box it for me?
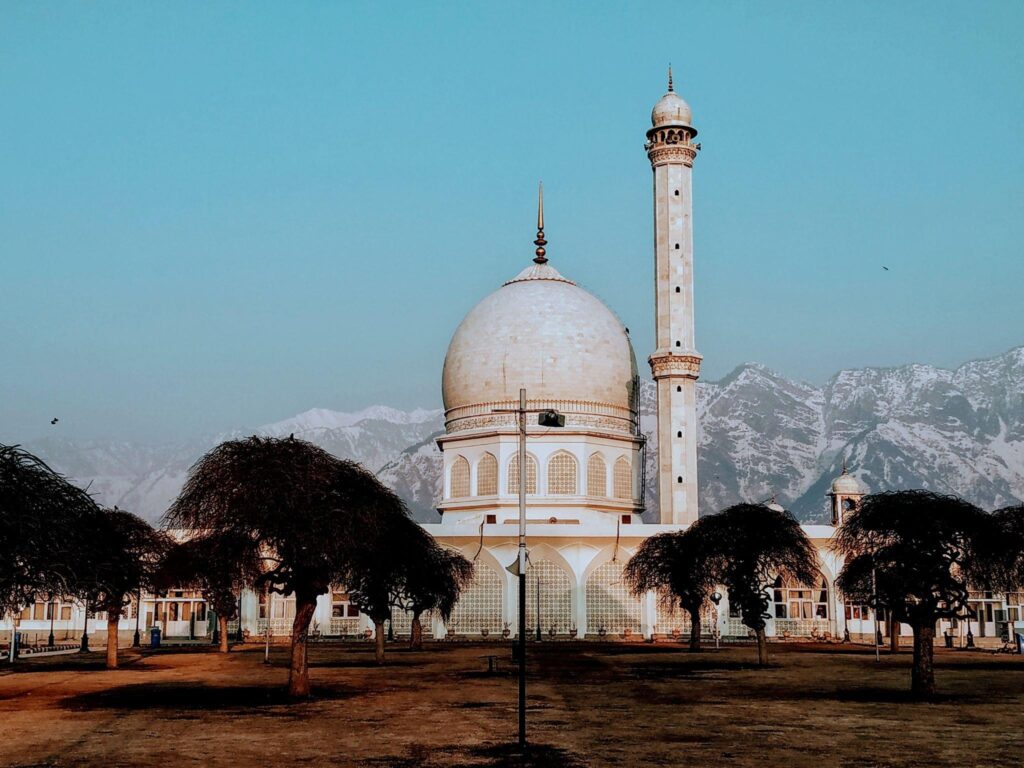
[448,452,633,499]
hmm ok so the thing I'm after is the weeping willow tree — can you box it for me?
[0,444,99,652]
[165,436,406,698]
[74,507,169,668]
[396,533,474,650]
[624,527,719,651]
[835,490,997,697]
[155,531,262,652]
[696,503,818,665]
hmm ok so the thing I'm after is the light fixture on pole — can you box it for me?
[495,385,564,751]
[710,591,722,650]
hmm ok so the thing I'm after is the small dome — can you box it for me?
[442,262,638,434]
[831,470,863,495]
[651,91,692,128]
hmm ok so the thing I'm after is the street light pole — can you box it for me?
[48,597,56,648]
[493,383,565,751]
[133,588,142,647]
[871,567,880,663]
[80,600,90,653]
[516,387,527,749]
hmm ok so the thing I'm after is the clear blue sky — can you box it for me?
[2,1,1022,442]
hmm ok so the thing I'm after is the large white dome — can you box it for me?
[442,262,638,434]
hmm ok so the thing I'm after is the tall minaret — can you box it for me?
[646,67,701,526]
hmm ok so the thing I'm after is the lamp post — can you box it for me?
[48,596,56,648]
[495,387,564,750]
[80,601,90,653]
[535,570,542,642]
[710,591,722,650]
[871,567,880,663]
[133,588,142,647]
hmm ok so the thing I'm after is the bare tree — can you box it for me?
[155,532,260,652]
[1,445,99,656]
[74,507,169,669]
[625,528,718,651]
[835,490,997,697]
[165,436,405,698]
[695,503,818,666]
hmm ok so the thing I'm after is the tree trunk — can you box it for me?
[755,627,769,666]
[911,622,936,697]
[286,598,317,699]
[218,616,229,653]
[374,620,386,664]
[688,606,702,652]
[106,615,119,669]
[889,618,900,653]
[410,612,423,650]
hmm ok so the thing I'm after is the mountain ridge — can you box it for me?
[12,345,1023,525]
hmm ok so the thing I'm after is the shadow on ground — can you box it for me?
[62,681,355,711]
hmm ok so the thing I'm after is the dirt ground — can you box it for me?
[1,640,1022,767]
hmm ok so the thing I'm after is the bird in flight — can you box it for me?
[50,417,59,425]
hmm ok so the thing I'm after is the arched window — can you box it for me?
[613,457,632,500]
[476,453,498,496]
[773,574,829,620]
[587,454,607,497]
[450,456,470,498]
[507,454,538,494]
[547,451,577,495]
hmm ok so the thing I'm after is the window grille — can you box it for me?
[587,454,607,496]
[507,454,538,494]
[547,451,577,495]
[449,565,503,635]
[586,561,641,635]
[613,457,632,500]
[772,574,829,620]
[450,456,470,498]
[526,559,573,635]
[476,453,498,495]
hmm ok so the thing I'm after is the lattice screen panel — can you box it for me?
[476,453,498,495]
[507,454,538,494]
[448,565,504,635]
[613,457,632,500]
[526,559,573,635]
[450,457,470,498]
[586,561,642,634]
[587,454,607,496]
[547,452,577,495]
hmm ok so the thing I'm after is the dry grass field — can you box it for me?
[1,640,1022,767]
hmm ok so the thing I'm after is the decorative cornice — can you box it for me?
[646,144,697,168]
[445,397,637,435]
[649,353,702,380]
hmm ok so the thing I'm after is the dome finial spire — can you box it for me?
[533,181,547,264]
[667,63,674,92]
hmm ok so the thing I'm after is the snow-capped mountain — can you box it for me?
[20,408,443,524]
[14,346,1024,524]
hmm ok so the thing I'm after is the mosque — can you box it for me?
[8,75,1020,651]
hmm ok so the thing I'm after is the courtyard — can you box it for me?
[1,641,1022,767]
